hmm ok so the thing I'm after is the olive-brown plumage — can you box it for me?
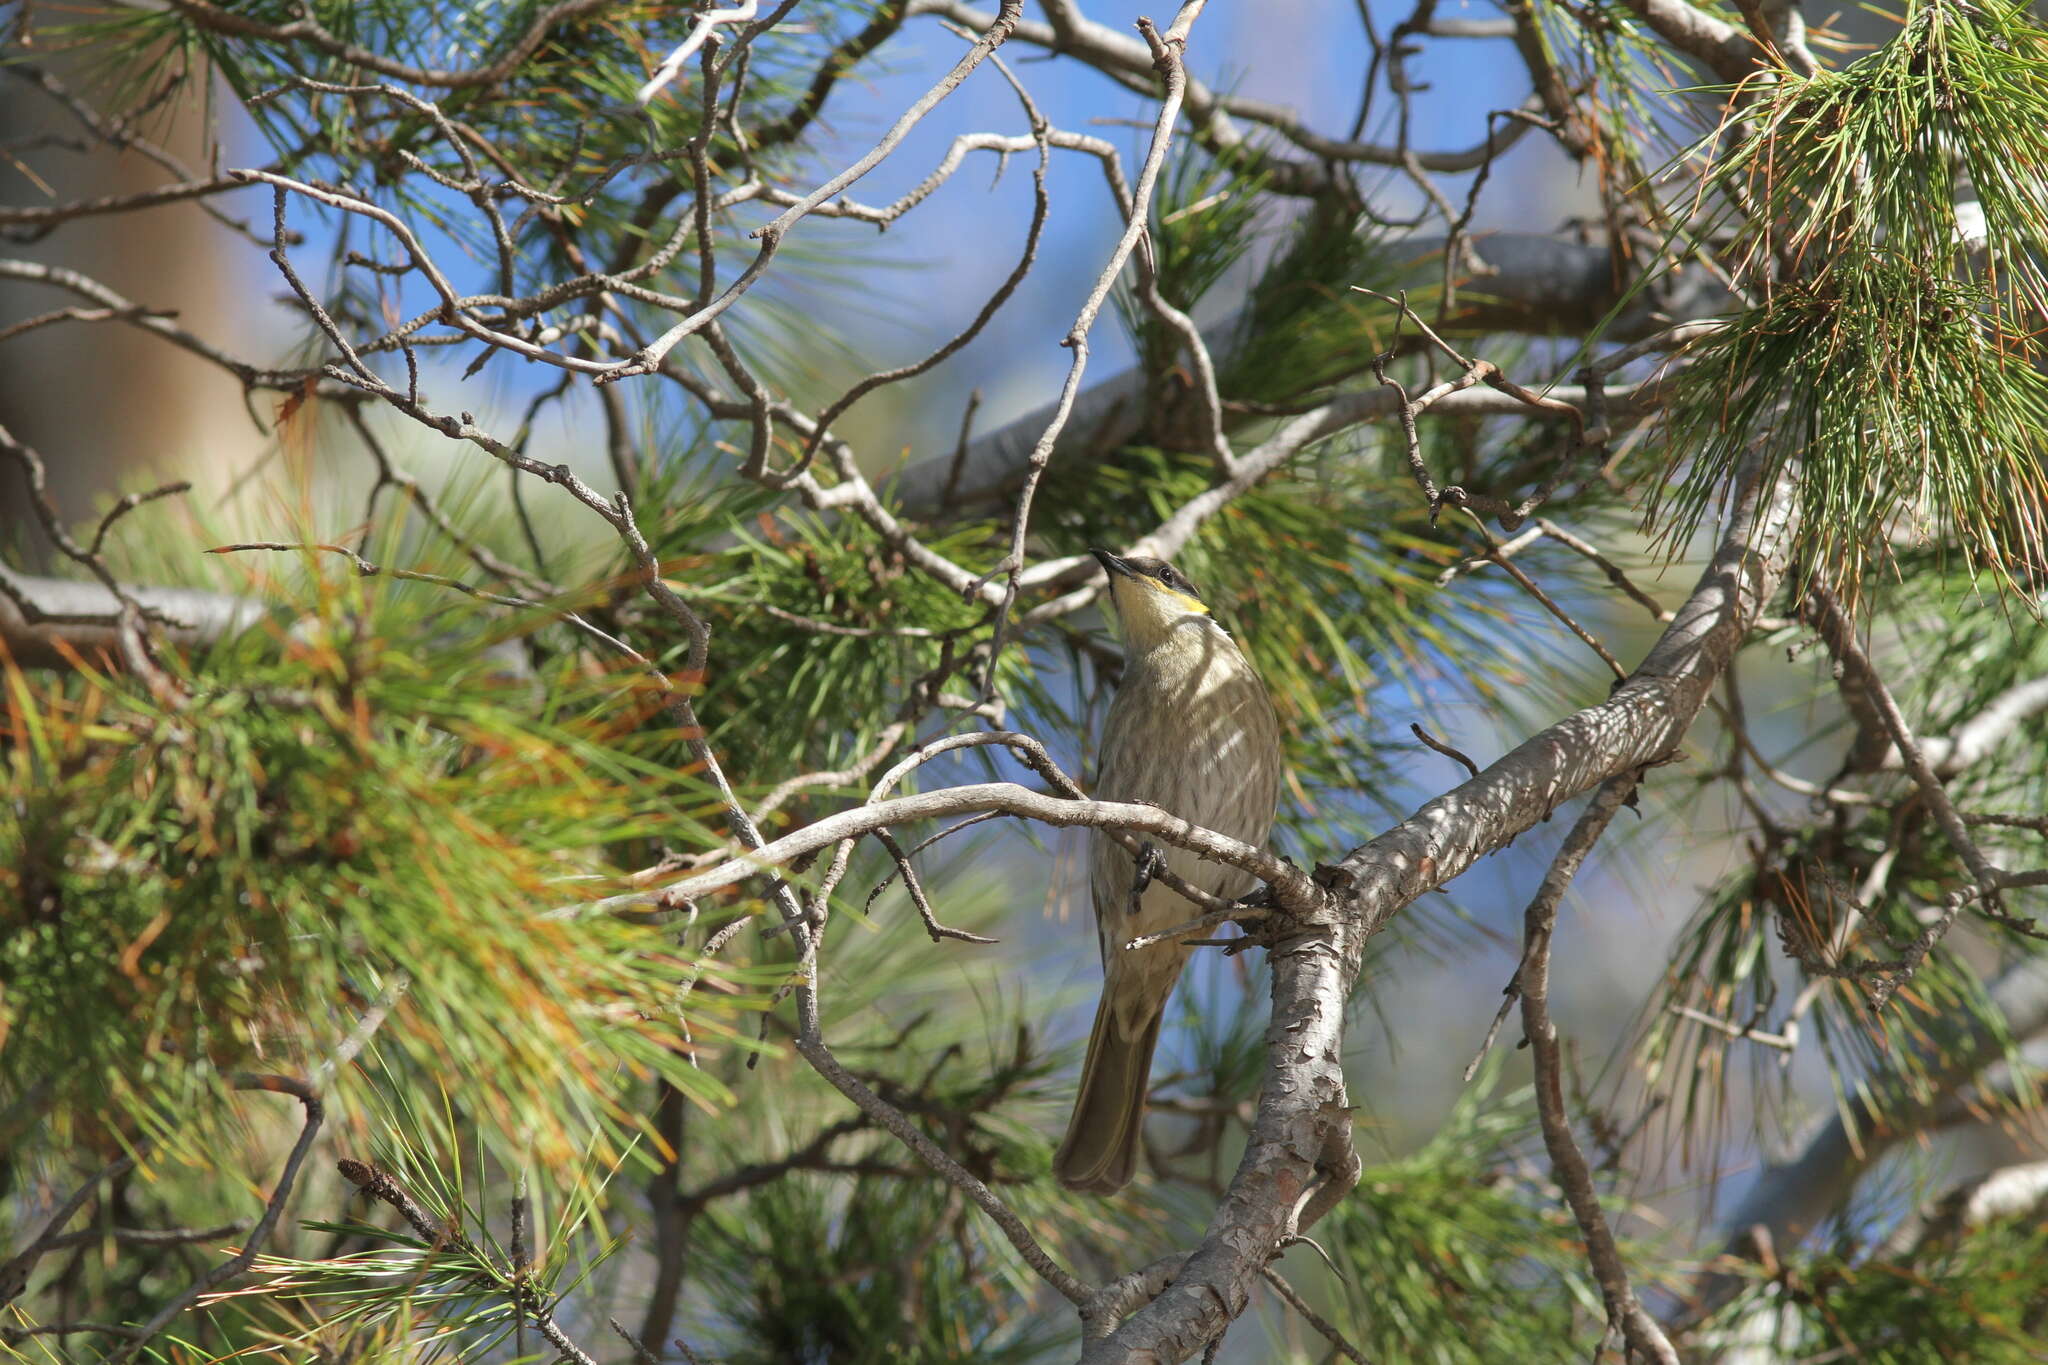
[1052,549,1283,1195]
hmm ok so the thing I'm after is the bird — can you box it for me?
[1052,548,1283,1195]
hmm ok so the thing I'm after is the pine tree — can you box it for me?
[3,1,2047,1361]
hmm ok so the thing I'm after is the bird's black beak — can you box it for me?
[1090,547,1134,580]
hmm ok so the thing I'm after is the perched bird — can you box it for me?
[1053,549,1283,1194]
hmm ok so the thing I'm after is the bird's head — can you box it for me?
[1091,548,1212,653]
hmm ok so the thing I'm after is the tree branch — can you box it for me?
[1686,951,2048,1321]
[162,0,615,91]
[1518,773,1678,1365]
[894,232,1733,519]
[1615,0,1759,80]
[107,1075,324,1365]
[643,781,1303,908]
[1896,675,2048,777]
[1087,457,1797,1359]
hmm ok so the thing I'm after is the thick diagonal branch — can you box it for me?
[1084,460,1796,1361]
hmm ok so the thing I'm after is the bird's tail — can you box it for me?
[1052,991,1165,1194]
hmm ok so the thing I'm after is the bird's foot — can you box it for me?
[1131,841,1165,896]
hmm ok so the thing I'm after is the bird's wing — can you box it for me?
[1087,682,1144,969]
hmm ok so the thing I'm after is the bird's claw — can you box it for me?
[1132,841,1165,895]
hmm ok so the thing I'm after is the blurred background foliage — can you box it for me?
[4,0,2047,1361]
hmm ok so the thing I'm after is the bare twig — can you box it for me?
[35,1222,249,1253]
[0,420,182,700]
[166,0,617,91]
[603,2,1027,380]
[1410,722,1481,779]
[793,1034,1090,1305]
[1457,509,1628,680]
[87,482,191,558]
[1803,583,2019,975]
[982,1,1209,691]
[654,781,1301,906]
[206,541,631,656]
[1515,774,1678,1365]
[1124,903,1270,951]
[1261,1266,1369,1364]
[109,1076,324,1365]
[0,1154,139,1307]
[635,2,762,104]
[783,45,1052,486]
[871,827,1000,944]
